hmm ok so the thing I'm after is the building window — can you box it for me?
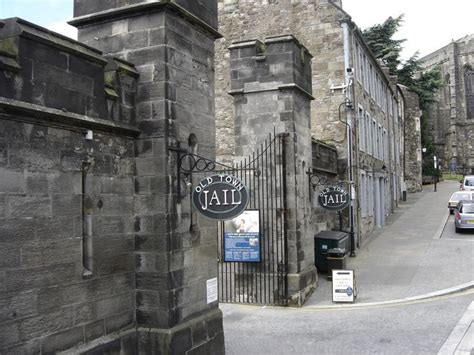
[360,172,367,217]
[368,173,374,216]
[372,119,377,157]
[358,106,365,151]
[366,113,371,155]
[464,65,474,119]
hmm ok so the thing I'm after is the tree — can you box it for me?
[361,15,443,109]
[362,15,405,74]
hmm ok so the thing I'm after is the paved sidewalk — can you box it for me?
[305,179,474,308]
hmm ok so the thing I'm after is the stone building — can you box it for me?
[0,1,226,353]
[398,85,423,192]
[419,34,474,174]
[216,0,421,248]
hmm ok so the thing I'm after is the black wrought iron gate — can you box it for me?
[217,132,288,306]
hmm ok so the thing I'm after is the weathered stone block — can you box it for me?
[8,195,51,218]
[170,327,193,355]
[2,340,40,355]
[0,243,21,270]
[97,254,134,276]
[5,263,77,292]
[97,215,133,235]
[37,286,61,314]
[0,168,24,193]
[25,173,49,194]
[0,323,20,349]
[95,293,133,319]
[105,310,133,334]
[21,238,81,268]
[35,217,75,240]
[40,325,84,354]
[85,319,105,342]
[0,218,37,242]
[127,46,166,66]
[135,271,168,291]
[18,309,73,341]
[135,251,170,273]
[0,291,37,323]
[51,194,81,217]
[98,195,133,216]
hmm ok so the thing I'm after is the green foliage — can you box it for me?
[443,173,463,181]
[361,15,443,109]
[362,15,405,74]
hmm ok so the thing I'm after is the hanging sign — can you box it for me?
[192,174,249,220]
[318,185,350,211]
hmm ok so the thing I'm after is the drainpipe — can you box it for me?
[342,19,356,257]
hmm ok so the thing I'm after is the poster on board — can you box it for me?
[332,269,357,303]
[223,210,260,262]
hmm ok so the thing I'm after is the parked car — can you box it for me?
[461,175,474,190]
[454,200,474,232]
[448,191,474,214]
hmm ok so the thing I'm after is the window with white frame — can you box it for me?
[366,113,371,155]
[377,125,383,160]
[358,106,365,151]
[368,173,374,216]
[355,43,361,83]
[372,119,377,157]
[360,171,367,217]
[364,54,369,90]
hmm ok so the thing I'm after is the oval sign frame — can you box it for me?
[192,174,249,220]
[318,185,350,211]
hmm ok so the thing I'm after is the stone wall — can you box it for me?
[0,18,138,354]
[419,35,474,173]
[0,0,225,353]
[228,35,317,306]
[399,85,422,192]
[72,0,224,353]
[216,0,347,164]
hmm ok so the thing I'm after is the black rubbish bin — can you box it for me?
[327,248,346,279]
[314,231,349,272]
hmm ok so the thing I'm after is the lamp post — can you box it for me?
[433,155,437,192]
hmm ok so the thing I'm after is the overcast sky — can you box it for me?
[1,0,473,62]
[342,0,474,61]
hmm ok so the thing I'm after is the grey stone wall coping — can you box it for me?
[264,34,313,58]
[105,56,139,77]
[228,39,263,50]
[229,84,314,100]
[0,17,107,65]
[0,97,140,137]
[69,1,222,39]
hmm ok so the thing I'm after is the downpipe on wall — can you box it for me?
[342,19,356,257]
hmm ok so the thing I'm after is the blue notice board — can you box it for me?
[223,210,261,262]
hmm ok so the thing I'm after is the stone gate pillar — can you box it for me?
[228,35,317,306]
[71,1,224,353]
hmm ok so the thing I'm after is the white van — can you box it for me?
[462,175,474,190]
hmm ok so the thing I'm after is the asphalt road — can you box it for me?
[222,291,474,354]
[221,181,474,354]
[442,214,474,241]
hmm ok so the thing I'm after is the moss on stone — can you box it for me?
[0,37,19,58]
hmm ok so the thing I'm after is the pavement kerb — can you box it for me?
[433,209,451,239]
[302,281,474,310]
